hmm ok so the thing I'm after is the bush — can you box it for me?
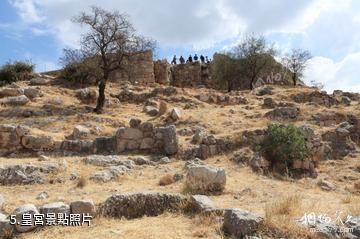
[0,61,34,85]
[261,124,309,168]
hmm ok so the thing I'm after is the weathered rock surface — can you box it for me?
[12,204,39,233]
[4,95,29,106]
[70,200,96,216]
[223,209,264,238]
[39,202,70,215]
[0,88,24,98]
[190,195,216,213]
[83,155,135,168]
[30,77,49,85]
[265,106,300,120]
[0,163,61,185]
[0,213,13,238]
[77,88,98,104]
[99,192,188,219]
[186,165,226,193]
[21,135,55,151]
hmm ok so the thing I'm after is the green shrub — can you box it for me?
[261,124,309,167]
[0,61,34,85]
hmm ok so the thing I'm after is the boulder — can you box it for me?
[0,164,48,185]
[156,125,178,155]
[144,106,159,116]
[99,192,188,219]
[265,107,300,120]
[70,200,96,216]
[0,213,13,238]
[116,127,143,140]
[12,204,39,233]
[190,195,216,213]
[223,209,264,238]
[4,95,30,106]
[21,135,55,151]
[39,202,70,215]
[129,118,142,128]
[186,165,226,193]
[90,166,130,183]
[30,77,49,85]
[230,147,254,165]
[83,155,135,168]
[170,107,181,121]
[0,88,24,98]
[71,125,91,139]
[263,97,276,108]
[77,88,98,104]
[36,191,49,200]
[24,88,41,99]
[345,216,360,238]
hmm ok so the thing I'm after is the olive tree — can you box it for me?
[70,6,155,113]
[282,48,312,86]
[232,34,276,90]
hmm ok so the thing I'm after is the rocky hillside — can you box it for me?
[0,76,359,239]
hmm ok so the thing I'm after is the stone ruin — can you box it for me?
[0,119,178,157]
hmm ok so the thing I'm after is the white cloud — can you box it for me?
[9,0,44,23]
[304,52,360,93]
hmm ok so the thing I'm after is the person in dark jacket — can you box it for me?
[194,54,199,61]
[171,55,177,64]
[187,55,193,63]
[200,55,205,63]
[179,56,185,64]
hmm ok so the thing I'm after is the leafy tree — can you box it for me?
[282,48,312,86]
[69,6,156,113]
[212,54,239,92]
[0,60,34,86]
[261,124,309,169]
[232,34,276,90]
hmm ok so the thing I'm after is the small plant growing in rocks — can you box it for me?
[260,124,309,173]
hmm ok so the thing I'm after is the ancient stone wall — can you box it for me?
[110,50,155,85]
[0,120,178,156]
[169,62,212,88]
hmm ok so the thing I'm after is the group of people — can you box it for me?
[171,54,211,65]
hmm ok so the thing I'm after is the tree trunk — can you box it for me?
[250,77,255,90]
[94,79,106,114]
[227,79,232,92]
[292,72,297,86]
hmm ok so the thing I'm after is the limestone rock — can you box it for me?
[0,88,24,98]
[83,155,135,168]
[231,148,254,165]
[39,202,70,215]
[36,191,49,200]
[77,88,98,104]
[156,125,178,155]
[70,200,96,216]
[190,195,216,213]
[0,213,14,238]
[21,135,54,151]
[71,125,91,139]
[99,192,188,219]
[129,118,142,128]
[30,77,49,85]
[5,95,29,106]
[186,165,226,193]
[24,88,41,99]
[144,106,159,116]
[265,107,300,120]
[116,127,143,140]
[12,204,39,233]
[170,107,181,121]
[223,209,263,238]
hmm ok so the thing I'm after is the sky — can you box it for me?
[1,0,360,93]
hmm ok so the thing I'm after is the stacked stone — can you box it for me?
[0,120,178,156]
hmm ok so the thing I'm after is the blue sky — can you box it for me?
[1,0,360,92]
